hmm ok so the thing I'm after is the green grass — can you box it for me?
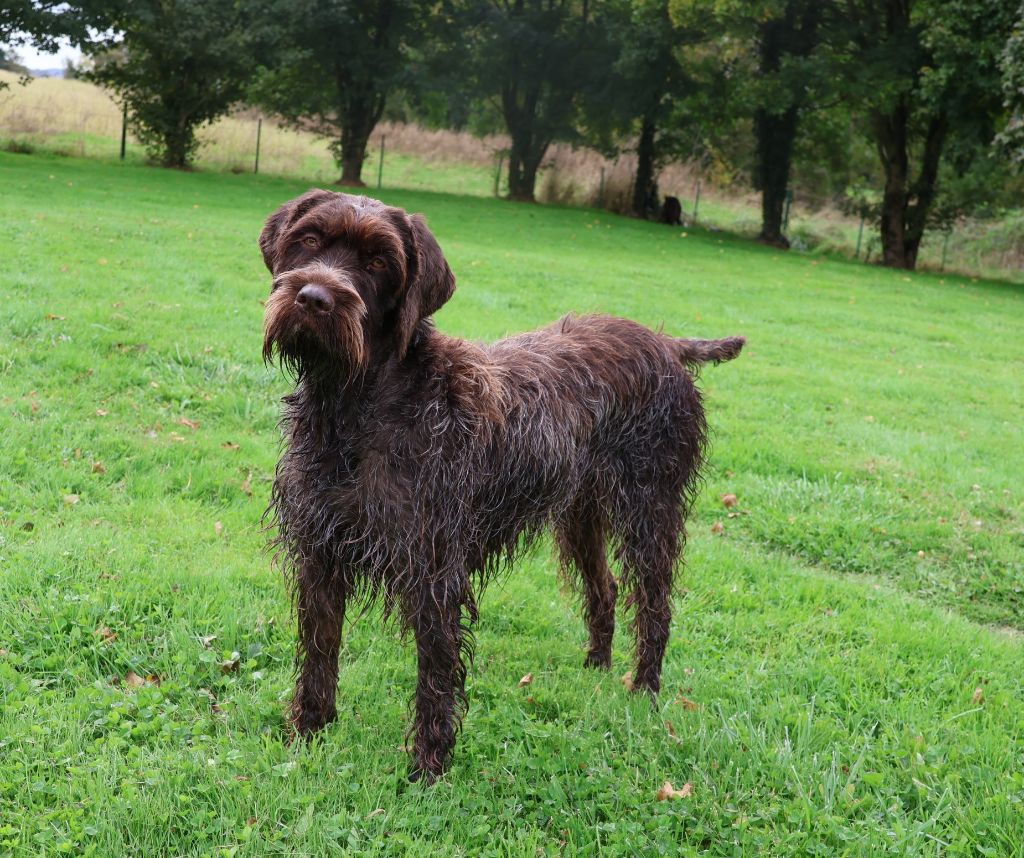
[1,151,1023,857]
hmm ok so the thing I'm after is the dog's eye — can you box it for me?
[367,257,386,271]
[301,235,320,249]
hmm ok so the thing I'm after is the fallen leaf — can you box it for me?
[169,431,186,442]
[246,816,257,825]
[972,687,985,705]
[222,441,240,451]
[917,550,926,558]
[198,634,218,648]
[664,720,677,738]
[214,521,223,536]
[710,521,724,536]
[721,493,738,508]
[621,671,634,691]
[124,671,159,688]
[45,313,65,321]
[95,626,117,644]
[92,461,106,474]
[518,672,533,688]
[63,494,80,506]
[656,781,693,801]
[220,652,241,673]
[366,808,386,819]
[179,417,200,430]
[675,693,699,711]
[240,471,253,497]
[96,409,108,417]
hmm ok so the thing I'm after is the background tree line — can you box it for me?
[6,0,1023,271]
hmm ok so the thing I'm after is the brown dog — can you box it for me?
[259,189,743,781]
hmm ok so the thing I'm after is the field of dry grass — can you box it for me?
[2,71,1019,282]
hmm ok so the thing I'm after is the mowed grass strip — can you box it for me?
[0,152,1022,856]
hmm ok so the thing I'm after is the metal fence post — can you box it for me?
[855,213,865,259]
[494,152,505,197]
[254,117,262,174]
[782,189,793,233]
[377,135,385,190]
[120,104,127,160]
[693,180,701,223]
[598,167,605,208]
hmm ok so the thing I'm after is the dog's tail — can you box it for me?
[674,336,745,367]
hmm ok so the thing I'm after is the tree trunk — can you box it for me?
[503,82,548,202]
[334,65,387,187]
[338,130,369,187]
[755,105,798,247]
[874,99,911,268]
[632,114,657,218]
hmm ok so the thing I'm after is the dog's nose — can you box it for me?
[295,283,334,314]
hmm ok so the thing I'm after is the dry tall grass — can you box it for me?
[2,71,1019,281]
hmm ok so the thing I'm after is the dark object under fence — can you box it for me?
[258,190,745,782]
[660,196,683,225]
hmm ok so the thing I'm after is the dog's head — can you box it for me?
[259,189,455,377]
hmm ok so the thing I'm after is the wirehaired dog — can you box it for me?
[259,189,744,782]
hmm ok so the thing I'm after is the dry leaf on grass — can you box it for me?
[63,494,80,506]
[656,781,693,801]
[710,521,724,536]
[518,673,533,688]
[220,653,241,673]
[621,671,634,691]
[214,521,223,536]
[95,626,117,644]
[222,441,240,451]
[179,417,200,430]
[96,409,108,417]
[197,634,218,648]
[124,671,159,688]
[91,461,106,474]
[972,687,985,705]
[721,493,738,508]
[45,313,65,321]
[675,693,699,711]
[241,472,253,497]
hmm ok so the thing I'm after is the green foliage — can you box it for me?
[251,0,430,185]
[997,2,1024,170]
[455,0,600,200]
[80,0,281,168]
[2,151,1024,855]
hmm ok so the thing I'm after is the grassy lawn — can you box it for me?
[1,151,1022,856]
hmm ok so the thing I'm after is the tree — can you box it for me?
[1,2,83,51]
[845,0,1018,269]
[998,2,1024,170]
[1,2,87,89]
[672,0,830,245]
[80,0,280,168]
[459,0,596,202]
[253,0,425,186]
[586,0,695,218]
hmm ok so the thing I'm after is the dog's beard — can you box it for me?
[263,265,368,380]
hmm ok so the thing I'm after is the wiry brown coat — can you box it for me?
[259,189,744,781]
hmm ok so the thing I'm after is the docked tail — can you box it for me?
[675,336,745,366]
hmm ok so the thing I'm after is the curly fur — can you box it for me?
[258,189,744,782]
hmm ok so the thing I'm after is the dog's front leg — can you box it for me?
[291,562,346,737]
[407,579,470,783]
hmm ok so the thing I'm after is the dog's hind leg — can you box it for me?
[291,562,346,737]
[616,502,683,696]
[407,576,474,783]
[556,504,617,669]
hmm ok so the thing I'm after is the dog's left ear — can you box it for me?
[259,203,293,273]
[395,213,456,358]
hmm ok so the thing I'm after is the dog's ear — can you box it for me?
[259,189,335,273]
[395,213,456,358]
[259,203,293,273]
